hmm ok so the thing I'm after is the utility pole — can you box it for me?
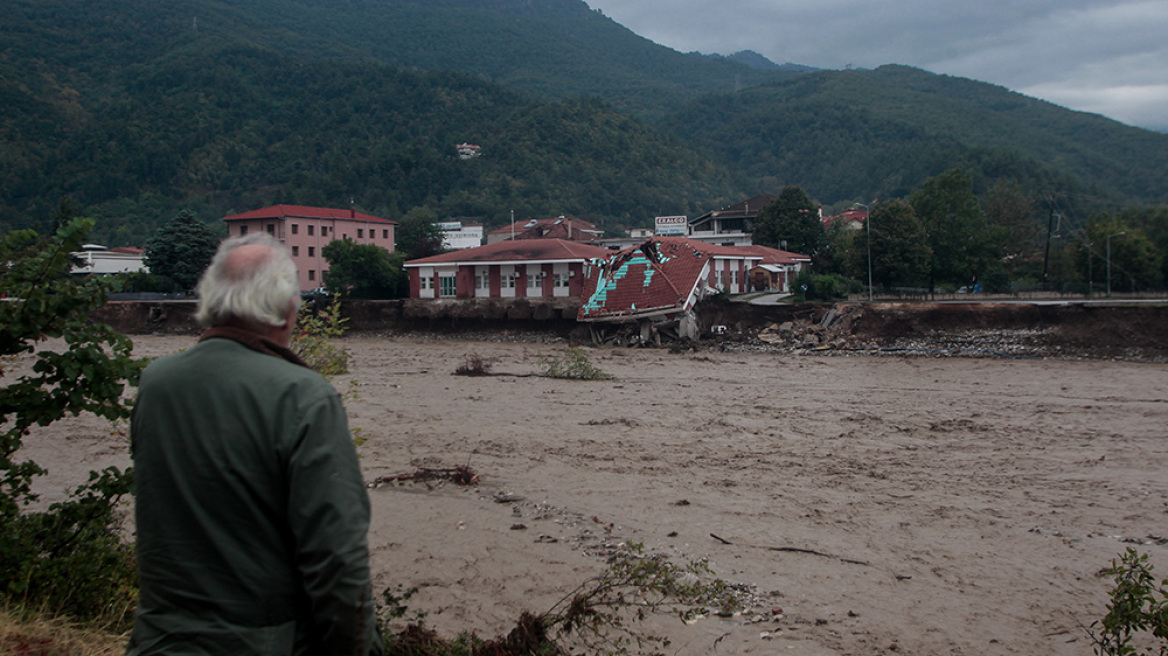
[1041,192,1056,289]
[1107,231,1125,297]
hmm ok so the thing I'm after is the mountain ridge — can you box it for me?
[0,0,1164,246]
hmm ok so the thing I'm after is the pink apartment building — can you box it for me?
[221,204,397,290]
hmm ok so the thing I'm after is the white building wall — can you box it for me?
[417,266,437,299]
[474,266,491,298]
[71,250,147,275]
[553,263,571,298]
[439,223,484,250]
[499,265,517,298]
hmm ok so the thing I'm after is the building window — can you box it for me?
[503,274,515,288]
[291,224,298,235]
[357,228,364,239]
[292,246,299,257]
[308,270,315,281]
[266,224,275,235]
[239,225,248,236]
[308,246,315,257]
[420,275,433,290]
[382,229,389,239]
[554,273,569,288]
[308,225,315,236]
[439,275,456,297]
[322,226,329,236]
[476,271,489,289]
[526,272,543,289]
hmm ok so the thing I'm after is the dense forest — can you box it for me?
[1,0,1166,288]
[0,38,742,244]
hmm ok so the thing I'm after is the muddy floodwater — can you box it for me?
[20,334,1168,655]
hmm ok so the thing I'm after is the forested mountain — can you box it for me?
[659,65,1168,217]
[0,0,749,244]
[1,0,1165,249]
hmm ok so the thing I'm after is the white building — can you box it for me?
[71,245,147,275]
[438,220,484,250]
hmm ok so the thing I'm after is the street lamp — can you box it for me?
[1106,231,1125,297]
[853,203,872,301]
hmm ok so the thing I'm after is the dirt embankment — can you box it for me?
[92,298,1168,361]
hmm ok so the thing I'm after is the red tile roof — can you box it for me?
[738,244,812,265]
[486,216,603,241]
[578,237,739,322]
[404,239,611,267]
[221,204,396,224]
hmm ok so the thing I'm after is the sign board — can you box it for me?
[655,215,688,236]
[437,222,462,231]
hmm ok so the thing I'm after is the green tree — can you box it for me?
[752,186,825,256]
[386,251,410,299]
[322,240,398,299]
[1070,215,1163,293]
[910,169,1002,291]
[983,180,1040,281]
[852,200,931,289]
[143,210,221,291]
[0,216,144,627]
[394,206,445,260]
[1118,205,1168,286]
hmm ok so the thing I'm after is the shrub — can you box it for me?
[792,270,860,301]
[291,294,350,377]
[2,469,137,629]
[454,354,492,376]
[1088,548,1168,655]
[0,216,144,630]
[538,348,613,381]
[378,542,739,656]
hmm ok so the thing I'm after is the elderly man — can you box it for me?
[128,234,382,656]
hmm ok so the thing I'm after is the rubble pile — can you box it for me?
[753,304,864,351]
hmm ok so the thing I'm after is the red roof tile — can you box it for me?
[578,238,725,321]
[486,216,603,241]
[221,204,396,224]
[738,244,812,265]
[404,239,611,266]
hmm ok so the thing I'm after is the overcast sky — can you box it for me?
[585,0,1168,132]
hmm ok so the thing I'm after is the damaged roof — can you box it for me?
[485,216,603,242]
[577,237,744,322]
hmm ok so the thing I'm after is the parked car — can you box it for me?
[300,287,330,301]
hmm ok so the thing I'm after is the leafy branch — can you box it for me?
[1088,548,1168,656]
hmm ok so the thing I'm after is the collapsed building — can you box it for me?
[576,237,764,345]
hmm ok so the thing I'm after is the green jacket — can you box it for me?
[128,337,382,656]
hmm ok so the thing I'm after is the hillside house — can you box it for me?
[485,216,604,244]
[404,239,611,299]
[438,220,484,250]
[71,245,147,275]
[456,143,482,159]
[824,208,867,231]
[687,193,776,247]
[221,204,397,290]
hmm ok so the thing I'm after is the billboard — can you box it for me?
[655,215,688,236]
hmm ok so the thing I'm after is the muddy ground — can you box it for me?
[15,323,1168,655]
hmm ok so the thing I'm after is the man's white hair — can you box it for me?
[196,233,300,329]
